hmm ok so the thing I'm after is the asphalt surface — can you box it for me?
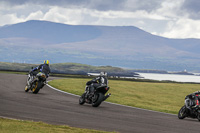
[0,73,200,133]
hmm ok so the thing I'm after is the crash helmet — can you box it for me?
[44,60,49,65]
[100,71,107,77]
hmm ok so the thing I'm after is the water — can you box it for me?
[137,73,200,83]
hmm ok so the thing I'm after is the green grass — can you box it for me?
[48,78,200,114]
[0,118,115,133]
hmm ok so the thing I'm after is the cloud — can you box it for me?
[182,0,200,20]
[182,0,200,13]
[0,0,164,12]
[0,0,123,11]
[0,13,23,26]
[151,0,200,38]
[26,11,44,20]
[123,0,162,12]
[155,0,185,18]
[1,0,200,39]
[42,7,96,25]
[161,18,200,38]
[39,7,168,28]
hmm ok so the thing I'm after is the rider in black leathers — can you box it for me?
[86,72,108,96]
[186,91,200,110]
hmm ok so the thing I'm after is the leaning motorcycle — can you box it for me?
[178,94,200,121]
[25,72,47,94]
[79,84,111,107]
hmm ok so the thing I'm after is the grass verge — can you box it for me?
[0,118,116,133]
[48,78,200,114]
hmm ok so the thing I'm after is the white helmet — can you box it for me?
[100,71,107,76]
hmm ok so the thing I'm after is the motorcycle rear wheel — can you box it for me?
[92,93,104,107]
[178,106,187,119]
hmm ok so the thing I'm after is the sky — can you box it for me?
[1,0,200,39]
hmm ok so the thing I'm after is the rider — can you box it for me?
[28,60,51,85]
[186,91,200,109]
[86,71,108,95]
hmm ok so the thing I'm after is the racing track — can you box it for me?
[0,73,200,133]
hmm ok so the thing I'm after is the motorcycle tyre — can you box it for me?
[25,85,29,92]
[197,114,200,121]
[79,93,86,105]
[32,81,42,94]
[92,93,104,107]
[178,106,187,119]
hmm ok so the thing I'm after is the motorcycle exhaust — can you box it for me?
[104,93,111,101]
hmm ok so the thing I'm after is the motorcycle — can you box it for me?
[79,84,111,107]
[25,72,47,94]
[178,94,200,121]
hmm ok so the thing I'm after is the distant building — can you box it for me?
[87,73,100,76]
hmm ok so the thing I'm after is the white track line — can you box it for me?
[46,82,176,116]
[46,84,79,97]
[0,116,27,121]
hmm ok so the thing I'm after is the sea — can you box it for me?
[137,73,200,83]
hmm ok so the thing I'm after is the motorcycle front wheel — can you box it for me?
[178,106,187,119]
[32,81,42,94]
[25,85,29,92]
[79,93,86,105]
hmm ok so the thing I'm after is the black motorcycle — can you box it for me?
[178,94,200,121]
[25,72,47,94]
[79,84,111,107]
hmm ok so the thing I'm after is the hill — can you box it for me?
[0,62,138,77]
[0,20,200,72]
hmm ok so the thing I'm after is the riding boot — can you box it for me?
[88,85,95,98]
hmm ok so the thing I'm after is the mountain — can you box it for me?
[0,20,101,44]
[0,20,200,72]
